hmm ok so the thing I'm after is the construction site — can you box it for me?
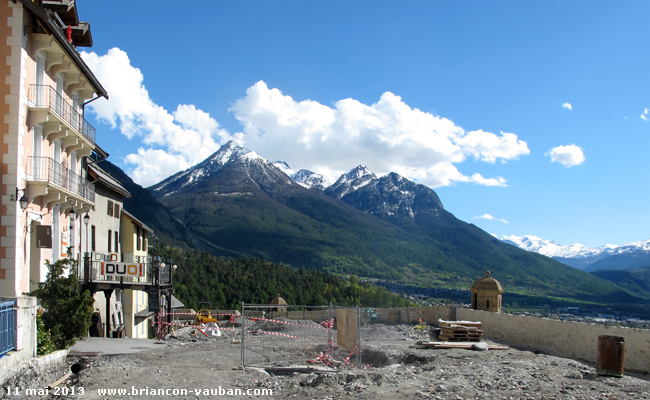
[3,302,650,400]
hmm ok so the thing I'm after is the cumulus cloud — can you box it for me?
[472,214,508,223]
[81,48,234,186]
[546,144,585,167]
[562,102,573,110]
[232,81,529,187]
[79,49,530,188]
[642,108,649,121]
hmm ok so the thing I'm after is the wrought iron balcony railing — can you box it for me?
[28,84,96,144]
[26,156,95,202]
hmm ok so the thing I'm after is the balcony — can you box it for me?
[27,84,96,157]
[26,156,95,209]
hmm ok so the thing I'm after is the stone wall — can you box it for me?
[0,296,40,385]
[363,305,650,373]
[456,308,650,374]
[374,306,451,324]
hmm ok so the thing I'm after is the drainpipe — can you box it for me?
[82,94,102,116]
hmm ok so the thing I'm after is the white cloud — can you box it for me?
[562,102,573,110]
[81,48,234,186]
[473,214,495,220]
[473,214,509,223]
[642,108,649,121]
[232,81,529,187]
[79,49,530,188]
[546,144,585,167]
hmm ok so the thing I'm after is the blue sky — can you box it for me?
[77,1,649,248]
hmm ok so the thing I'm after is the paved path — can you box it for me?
[69,337,165,355]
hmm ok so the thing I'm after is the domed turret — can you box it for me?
[470,271,505,312]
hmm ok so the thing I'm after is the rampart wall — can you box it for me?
[371,305,650,373]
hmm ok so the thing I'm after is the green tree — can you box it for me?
[27,255,94,350]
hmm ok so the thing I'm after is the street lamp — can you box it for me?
[83,213,90,253]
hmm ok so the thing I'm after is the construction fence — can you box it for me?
[241,304,361,368]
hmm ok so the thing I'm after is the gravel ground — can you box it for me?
[4,323,650,400]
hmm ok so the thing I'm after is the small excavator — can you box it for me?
[195,302,219,325]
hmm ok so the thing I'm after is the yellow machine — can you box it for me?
[195,302,219,325]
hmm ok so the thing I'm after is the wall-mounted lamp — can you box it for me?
[11,188,29,211]
[83,213,90,226]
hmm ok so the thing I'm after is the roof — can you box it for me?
[134,310,154,319]
[470,271,505,294]
[17,0,107,98]
[270,294,287,305]
[88,164,131,198]
[121,209,154,235]
[171,295,184,309]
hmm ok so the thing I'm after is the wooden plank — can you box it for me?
[416,341,510,350]
[438,320,482,328]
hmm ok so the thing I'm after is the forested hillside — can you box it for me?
[150,244,413,310]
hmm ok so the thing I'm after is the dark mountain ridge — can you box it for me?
[147,142,640,304]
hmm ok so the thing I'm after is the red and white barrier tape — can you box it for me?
[153,320,236,333]
[245,316,331,330]
[252,330,316,341]
[160,312,238,317]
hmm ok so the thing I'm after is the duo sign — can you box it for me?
[100,261,145,278]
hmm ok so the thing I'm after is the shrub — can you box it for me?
[27,255,94,350]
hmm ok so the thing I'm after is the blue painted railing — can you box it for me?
[0,300,16,356]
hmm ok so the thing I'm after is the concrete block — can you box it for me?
[1,216,17,226]
[0,279,19,297]
[6,36,22,47]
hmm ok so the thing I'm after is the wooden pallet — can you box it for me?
[438,320,483,342]
[439,333,482,342]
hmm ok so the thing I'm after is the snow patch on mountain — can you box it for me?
[501,235,650,259]
[151,141,283,194]
[272,161,294,176]
[326,165,377,199]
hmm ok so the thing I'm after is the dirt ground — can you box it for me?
[4,322,650,400]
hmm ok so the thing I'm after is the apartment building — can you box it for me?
[0,0,107,300]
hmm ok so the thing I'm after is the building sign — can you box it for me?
[36,225,52,248]
[147,285,160,312]
[61,230,68,257]
[100,261,145,277]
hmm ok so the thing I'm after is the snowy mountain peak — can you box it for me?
[345,165,375,181]
[150,141,286,195]
[208,141,263,166]
[500,235,605,258]
[326,165,377,199]
[272,161,295,176]
[291,169,329,190]
[499,235,650,259]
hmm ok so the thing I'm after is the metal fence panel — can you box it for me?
[0,301,16,356]
[241,304,361,368]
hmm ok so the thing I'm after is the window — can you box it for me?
[108,230,112,252]
[107,200,114,217]
[91,225,96,252]
[115,231,119,254]
[136,226,141,251]
[114,203,120,219]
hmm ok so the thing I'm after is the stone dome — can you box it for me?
[470,271,504,293]
[270,294,288,306]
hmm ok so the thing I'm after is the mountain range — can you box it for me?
[126,141,643,305]
[501,235,650,271]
